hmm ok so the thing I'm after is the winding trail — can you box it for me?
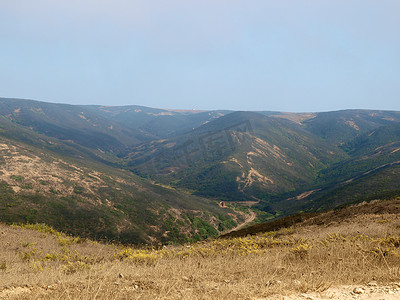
[229,209,256,233]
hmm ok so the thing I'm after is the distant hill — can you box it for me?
[0,98,230,150]
[124,108,400,221]
[125,111,348,202]
[303,109,400,144]
[281,123,400,214]
[0,98,150,151]
[84,104,231,139]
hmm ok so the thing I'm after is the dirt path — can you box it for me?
[229,209,256,233]
[267,283,400,300]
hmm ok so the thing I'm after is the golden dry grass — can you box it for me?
[1,200,400,299]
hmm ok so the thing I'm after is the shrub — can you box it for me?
[10,175,23,181]
[63,261,91,274]
[289,243,313,259]
[73,186,85,194]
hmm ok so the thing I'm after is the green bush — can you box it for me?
[10,175,23,181]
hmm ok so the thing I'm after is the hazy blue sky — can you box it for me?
[1,1,399,112]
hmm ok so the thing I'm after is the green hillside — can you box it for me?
[0,98,151,151]
[84,104,230,139]
[126,111,348,202]
[0,104,241,244]
[125,109,400,221]
[303,109,400,144]
[2,98,400,241]
[0,135,240,244]
[267,123,400,215]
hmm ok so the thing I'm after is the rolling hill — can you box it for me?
[125,111,348,202]
[0,98,229,151]
[303,109,400,144]
[0,98,149,151]
[83,104,230,139]
[274,123,400,214]
[0,99,242,244]
[0,133,241,244]
[124,108,400,220]
[2,97,400,241]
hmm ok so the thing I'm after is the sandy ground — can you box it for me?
[269,283,400,300]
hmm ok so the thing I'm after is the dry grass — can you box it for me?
[1,200,400,299]
[0,140,109,197]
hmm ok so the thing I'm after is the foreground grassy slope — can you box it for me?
[0,134,240,244]
[1,198,400,299]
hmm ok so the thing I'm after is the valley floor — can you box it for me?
[1,199,400,299]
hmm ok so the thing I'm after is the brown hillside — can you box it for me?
[1,198,400,299]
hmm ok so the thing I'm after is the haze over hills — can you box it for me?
[0,98,230,151]
[86,104,230,139]
[2,97,400,243]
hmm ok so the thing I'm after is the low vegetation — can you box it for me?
[1,198,400,299]
[0,137,240,244]
[3,99,400,245]
[2,100,400,298]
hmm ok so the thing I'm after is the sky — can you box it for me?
[0,1,399,112]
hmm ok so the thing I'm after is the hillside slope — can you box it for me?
[84,104,230,139]
[282,124,400,214]
[303,109,400,144]
[1,198,400,299]
[0,98,154,151]
[251,113,400,216]
[3,98,400,237]
[0,130,240,244]
[126,111,348,201]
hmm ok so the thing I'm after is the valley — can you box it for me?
[1,98,400,244]
[1,98,400,299]
[2,2,399,298]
